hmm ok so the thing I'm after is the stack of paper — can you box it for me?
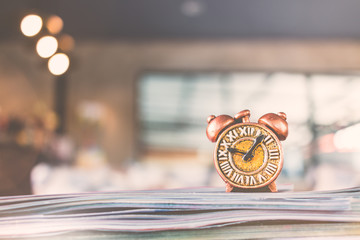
[0,186,359,239]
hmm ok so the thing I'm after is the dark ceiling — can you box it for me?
[2,0,360,41]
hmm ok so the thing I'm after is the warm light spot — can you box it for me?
[20,14,43,37]
[46,15,63,34]
[59,34,75,52]
[48,53,70,75]
[36,36,58,58]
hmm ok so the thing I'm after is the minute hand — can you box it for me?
[242,134,265,161]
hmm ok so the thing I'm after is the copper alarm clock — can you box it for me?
[206,110,288,192]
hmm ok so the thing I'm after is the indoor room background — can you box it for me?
[1,0,360,195]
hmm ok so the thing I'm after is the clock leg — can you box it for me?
[267,181,277,192]
[225,182,234,192]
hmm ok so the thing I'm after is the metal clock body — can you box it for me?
[206,109,288,192]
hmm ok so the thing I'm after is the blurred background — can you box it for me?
[1,0,360,195]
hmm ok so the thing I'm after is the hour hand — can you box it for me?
[227,147,246,155]
[242,134,265,161]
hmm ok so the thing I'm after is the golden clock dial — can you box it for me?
[214,123,283,189]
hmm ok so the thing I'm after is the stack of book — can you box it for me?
[0,186,359,239]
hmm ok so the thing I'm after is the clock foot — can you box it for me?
[267,181,277,192]
[225,182,234,192]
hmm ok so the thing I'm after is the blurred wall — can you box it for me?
[0,43,52,114]
[2,40,360,167]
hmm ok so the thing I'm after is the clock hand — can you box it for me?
[242,134,265,161]
[227,147,246,155]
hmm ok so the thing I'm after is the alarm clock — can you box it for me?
[206,110,288,192]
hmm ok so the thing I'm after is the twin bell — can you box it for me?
[206,109,288,143]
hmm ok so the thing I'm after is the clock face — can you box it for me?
[214,122,283,189]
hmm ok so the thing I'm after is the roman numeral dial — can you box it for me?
[214,123,283,189]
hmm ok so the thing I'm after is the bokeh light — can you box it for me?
[36,36,58,58]
[46,15,63,34]
[58,34,75,52]
[48,53,70,75]
[20,14,43,37]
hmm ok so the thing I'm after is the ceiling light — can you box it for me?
[46,15,63,34]
[48,53,70,75]
[36,36,58,58]
[58,34,75,52]
[20,14,43,37]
